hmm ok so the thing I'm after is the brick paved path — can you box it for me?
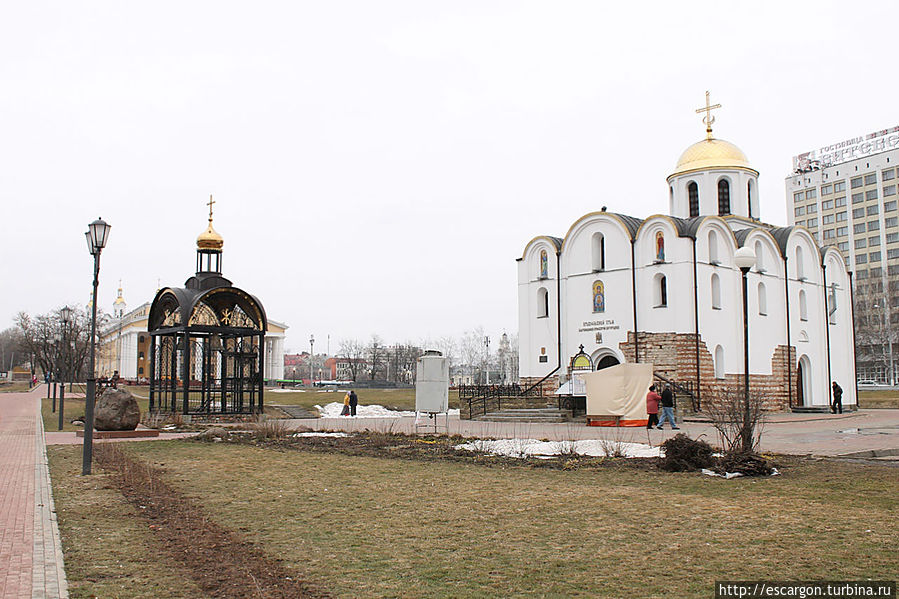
[0,385,68,599]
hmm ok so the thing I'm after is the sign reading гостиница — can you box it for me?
[793,125,899,171]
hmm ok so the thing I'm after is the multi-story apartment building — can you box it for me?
[786,125,899,382]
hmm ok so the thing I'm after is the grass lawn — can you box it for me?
[49,441,898,598]
[858,389,899,409]
[0,381,35,393]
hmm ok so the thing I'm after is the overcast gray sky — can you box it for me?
[2,1,897,352]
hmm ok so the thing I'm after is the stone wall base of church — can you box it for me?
[518,375,560,397]
[620,332,797,412]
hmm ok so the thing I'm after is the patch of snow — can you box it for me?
[315,402,417,418]
[270,388,305,393]
[454,438,661,459]
[292,432,349,438]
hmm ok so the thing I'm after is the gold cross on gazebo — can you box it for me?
[695,90,721,140]
[207,194,215,222]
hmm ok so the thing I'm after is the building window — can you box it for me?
[887,217,899,228]
[852,208,864,219]
[854,223,866,234]
[591,232,605,271]
[870,251,882,262]
[793,191,803,203]
[822,200,834,210]
[796,220,805,227]
[708,230,719,264]
[823,229,835,239]
[855,238,867,249]
[851,176,864,189]
[654,274,667,307]
[821,184,833,195]
[806,217,818,228]
[852,192,864,204]
[754,241,764,272]
[795,206,805,217]
[866,189,879,201]
[718,179,731,215]
[138,367,144,375]
[883,168,895,181]
[834,181,846,192]
[828,285,838,325]
[806,203,817,214]
[865,173,878,185]
[714,345,725,379]
[856,254,868,264]
[838,241,849,251]
[869,220,880,231]
[836,211,847,222]
[139,335,145,343]
[885,201,898,212]
[889,248,899,260]
[537,288,549,318]
[885,185,897,197]
[822,214,834,224]
[867,205,879,216]
[748,180,755,218]
[886,232,899,243]
[711,273,721,309]
[796,246,805,280]
[799,290,808,321]
[835,197,847,207]
[869,236,881,247]
[138,351,144,359]
[758,282,767,316]
[806,189,817,200]
[689,182,699,217]
[856,269,868,279]
[837,227,848,237]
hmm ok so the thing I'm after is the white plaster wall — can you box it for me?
[518,240,560,378]
[669,169,759,219]
[824,250,856,406]
[634,218,695,334]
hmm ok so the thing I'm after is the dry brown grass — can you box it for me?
[46,440,899,598]
[858,390,899,409]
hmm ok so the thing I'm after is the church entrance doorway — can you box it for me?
[596,355,620,370]
[796,356,812,407]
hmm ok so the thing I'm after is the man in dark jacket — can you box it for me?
[831,382,843,414]
[349,390,359,416]
[657,385,679,430]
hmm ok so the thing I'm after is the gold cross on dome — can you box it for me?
[207,194,215,222]
[695,90,722,140]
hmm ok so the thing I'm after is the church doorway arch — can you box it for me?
[591,348,623,371]
[796,355,812,407]
[596,355,620,370]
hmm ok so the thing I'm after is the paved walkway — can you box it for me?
[288,408,899,458]
[0,385,68,599]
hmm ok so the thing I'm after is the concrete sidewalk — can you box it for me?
[0,384,68,599]
[287,408,899,458]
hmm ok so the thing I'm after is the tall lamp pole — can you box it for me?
[734,246,756,454]
[58,307,73,431]
[309,334,314,387]
[82,218,111,475]
[484,335,490,385]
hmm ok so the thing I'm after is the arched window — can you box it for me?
[669,186,674,213]
[747,180,755,218]
[592,280,605,313]
[828,283,838,325]
[758,282,767,316]
[709,230,719,264]
[718,179,731,215]
[538,287,549,318]
[591,233,605,271]
[714,345,725,379]
[654,274,667,307]
[795,246,805,280]
[754,240,765,272]
[799,289,808,321]
[539,249,548,279]
[711,273,721,309]
[688,182,699,217]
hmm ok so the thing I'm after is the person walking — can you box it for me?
[831,381,843,414]
[646,385,661,429]
[340,392,351,416]
[657,385,680,430]
[349,390,358,416]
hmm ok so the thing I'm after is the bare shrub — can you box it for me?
[705,387,766,454]
[250,417,291,441]
[659,433,715,472]
[716,451,774,476]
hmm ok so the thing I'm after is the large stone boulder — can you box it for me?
[94,388,141,431]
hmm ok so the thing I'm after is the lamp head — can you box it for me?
[734,246,756,272]
[60,306,73,323]
[87,217,111,253]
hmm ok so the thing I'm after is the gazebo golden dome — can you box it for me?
[197,195,224,250]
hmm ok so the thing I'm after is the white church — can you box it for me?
[518,97,856,412]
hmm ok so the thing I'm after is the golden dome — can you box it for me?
[197,221,224,250]
[669,137,757,179]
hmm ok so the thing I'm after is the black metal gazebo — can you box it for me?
[148,199,267,415]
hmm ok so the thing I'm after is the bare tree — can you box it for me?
[0,327,25,373]
[854,276,899,383]
[16,307,101,382]
[705,386,765,454]
[367,335,386,381]
[337,338,366,382]
[459,327,485,382]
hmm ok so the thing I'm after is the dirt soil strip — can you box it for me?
[95,444,330,599]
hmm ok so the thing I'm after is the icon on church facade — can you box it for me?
[540,250,548,278]
[655,231,665,262]
[593,280,605,313]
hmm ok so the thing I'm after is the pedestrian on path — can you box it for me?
[349,390,358,416]
[657,385,680,430]
[646,385,661,429]
[340,392,351,416]
[831,381,843,414]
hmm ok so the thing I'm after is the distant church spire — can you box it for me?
[695,90,722,140]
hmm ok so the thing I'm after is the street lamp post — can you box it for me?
[484,336,490,385]
[734,246,756,454]
[58,306,72,431]
[309,335,314,387]
[82,218,111,475]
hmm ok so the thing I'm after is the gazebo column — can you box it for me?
[258,332,265,412]
[148,335,156,412]
[182,331,190,414]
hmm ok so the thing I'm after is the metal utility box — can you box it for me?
[415,350,449,413]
